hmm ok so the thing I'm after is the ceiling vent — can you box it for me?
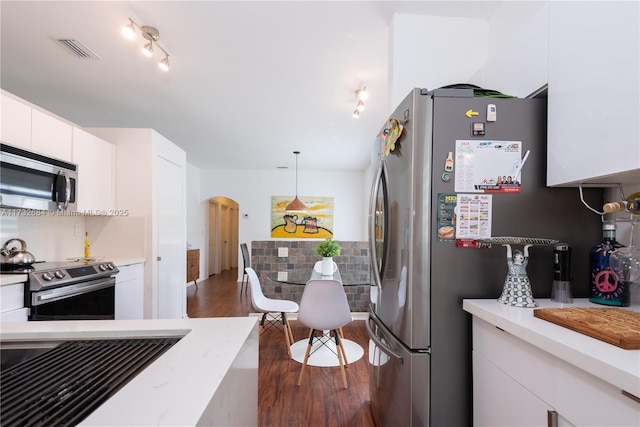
[55,38,101,59]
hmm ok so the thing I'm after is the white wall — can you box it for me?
[482,1,549,98]
[186,163,207,281]
[198,167,365,241]
[389,14,489,107]
[187,167,365,280]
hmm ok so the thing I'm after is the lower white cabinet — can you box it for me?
[0,282,28,323]
[472,317,640,427]
[115,263,144,320]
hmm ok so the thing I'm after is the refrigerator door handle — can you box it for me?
[368,160,385,291]
[367,312,403,363]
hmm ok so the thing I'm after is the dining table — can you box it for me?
[267,264,367,367]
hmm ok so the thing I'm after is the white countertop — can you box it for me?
[0,274,27,286]
[463,298,640,398]
[0,317,259,426]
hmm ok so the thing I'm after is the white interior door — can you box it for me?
[208,201,219,276]
[156,156,184,319]
[221,205,229,270]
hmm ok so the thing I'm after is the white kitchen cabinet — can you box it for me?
[87,127,187,320]
[547,1,640,186]
[0,281,28,323]
[473,352,555,427]
[72,127,114,212]
[115,263,144,320]
[31,108,72,161]
[1,92,32,149]
[472,316,640,427]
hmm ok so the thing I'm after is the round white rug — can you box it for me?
[290,335,364,367]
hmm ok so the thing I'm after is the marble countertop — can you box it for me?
[0,317,259,426]
[463,298,640,398]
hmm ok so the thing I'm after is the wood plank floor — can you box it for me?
[186,268,376,427]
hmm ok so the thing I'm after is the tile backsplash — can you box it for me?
[249,240,371,311]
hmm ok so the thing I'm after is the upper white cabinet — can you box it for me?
[31,109,72,161]
[72,127,114,212]
[547,1,640,186]
[1,93,32,149]
[1,91,73,161]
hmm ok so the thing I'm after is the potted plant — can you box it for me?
[316,238,341,275]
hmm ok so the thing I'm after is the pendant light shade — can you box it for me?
[286,151,308,212]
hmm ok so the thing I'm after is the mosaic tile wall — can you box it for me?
[249,240,371,312]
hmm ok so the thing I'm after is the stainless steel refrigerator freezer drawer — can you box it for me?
[367,312,430,427]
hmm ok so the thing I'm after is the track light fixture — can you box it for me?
[352,85,368,118]
[121,17,171,71]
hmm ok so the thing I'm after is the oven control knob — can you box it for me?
[54,270,66,279]
[99,264,107,271]
[107,263,114,270]
[42,272,54,281]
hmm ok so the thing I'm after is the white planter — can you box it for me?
[321,257,334,275]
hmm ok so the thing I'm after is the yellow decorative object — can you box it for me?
[379,118,404,156]
[83,232,91,258]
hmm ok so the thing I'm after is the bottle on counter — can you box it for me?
[589,221,628,306]
[83,232,91,259]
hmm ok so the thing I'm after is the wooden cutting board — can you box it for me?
[533,307,640,350]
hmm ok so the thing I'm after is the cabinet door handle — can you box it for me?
[547,410,558,427]
[622,390,640,404]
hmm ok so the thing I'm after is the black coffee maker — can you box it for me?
[551,243,573,303]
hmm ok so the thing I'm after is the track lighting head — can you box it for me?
[356,100,365,112]
[352,109,360,118]
[356,87,368,101]
[159,55,170,71]
[121,19,136,40]
[141,41,153,57]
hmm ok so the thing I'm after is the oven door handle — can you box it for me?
[32,278,115,306]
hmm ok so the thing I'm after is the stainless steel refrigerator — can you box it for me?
[366,88,603,426]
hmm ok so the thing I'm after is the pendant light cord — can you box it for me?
[294,150,300,197]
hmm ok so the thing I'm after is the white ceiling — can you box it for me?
[1,1,502,172]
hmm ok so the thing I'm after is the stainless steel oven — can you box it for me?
[3,260,119,321]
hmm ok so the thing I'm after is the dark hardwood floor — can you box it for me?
[187,268,376,427]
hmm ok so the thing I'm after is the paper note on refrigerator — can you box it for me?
[455,194,492,239]
[454,140,522,193]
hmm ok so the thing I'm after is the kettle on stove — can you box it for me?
[1,238,37,266]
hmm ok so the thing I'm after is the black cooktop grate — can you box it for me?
[0,338,180,427]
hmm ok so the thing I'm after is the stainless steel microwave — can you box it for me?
[0,143,78,211]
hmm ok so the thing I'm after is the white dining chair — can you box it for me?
[296,279,353,389]
[246,267,298,358]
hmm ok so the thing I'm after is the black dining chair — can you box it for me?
[240,243,250,295]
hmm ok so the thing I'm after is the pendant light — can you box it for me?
[286,151,308,212]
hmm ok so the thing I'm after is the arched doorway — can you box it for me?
[208,197,239,276]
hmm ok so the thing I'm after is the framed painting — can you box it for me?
[271,196,334,238]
